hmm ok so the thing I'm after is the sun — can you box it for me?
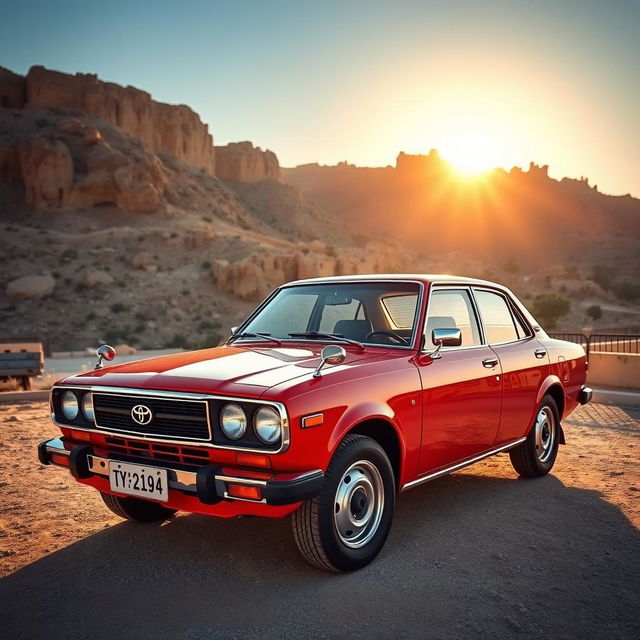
[438,130,503,177]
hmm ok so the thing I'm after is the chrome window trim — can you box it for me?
[401,437,526,490]
[51,385,290,454]
[232,279,426,352]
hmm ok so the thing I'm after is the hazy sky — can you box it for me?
[2,0,638,195]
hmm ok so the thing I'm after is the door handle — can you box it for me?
[534,349,547,359]
[482,358,499,368]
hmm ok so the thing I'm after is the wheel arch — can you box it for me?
[342,418,404,492]
[537,380,566,445]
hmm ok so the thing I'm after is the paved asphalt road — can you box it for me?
[1,403,638,639]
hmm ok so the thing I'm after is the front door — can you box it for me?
[415,287,503,474]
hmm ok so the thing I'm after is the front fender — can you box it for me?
[328,401,401,454]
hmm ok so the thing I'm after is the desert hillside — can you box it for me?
[1,65,639,352]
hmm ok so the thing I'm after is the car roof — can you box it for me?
[284,273,503,288]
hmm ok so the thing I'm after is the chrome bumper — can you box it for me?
[38,437,324,506]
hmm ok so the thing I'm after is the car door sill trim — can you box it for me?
[401,437,527,491]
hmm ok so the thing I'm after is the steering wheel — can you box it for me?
[365,330,409,345]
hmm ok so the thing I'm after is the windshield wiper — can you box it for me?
[228,332,282,346]
[288,332,365,350]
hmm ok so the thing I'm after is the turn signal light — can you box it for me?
[50,453,69,467]
[70,429,92,442]
[302,413,324,429]
[235,452,271,468]
[227,484,262,501]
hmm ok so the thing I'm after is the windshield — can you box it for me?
[239,281,421,347]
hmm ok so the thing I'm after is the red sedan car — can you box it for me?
[39,275,591,571]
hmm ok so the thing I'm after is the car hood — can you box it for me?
[59,344,381,397]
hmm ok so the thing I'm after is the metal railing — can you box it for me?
[549,333,640,356]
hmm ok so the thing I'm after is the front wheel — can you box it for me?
[509,395,560,477]
[292,434,396,572]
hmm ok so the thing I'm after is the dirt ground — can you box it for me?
[0,400,638,639]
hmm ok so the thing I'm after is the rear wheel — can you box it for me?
[292,434,395,572]
[101,492,176,523]
[509,395,560,477]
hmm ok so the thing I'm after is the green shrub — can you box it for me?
[531,293,570,329]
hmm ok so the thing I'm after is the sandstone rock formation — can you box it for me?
[0,67,26,108]
[84,270,115,287]
[24,66,216,174]
[215,142,280,182]
[6,274,56,299]
[18,135,73,208]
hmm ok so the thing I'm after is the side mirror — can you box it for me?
[231,326,238,335]
[427,327,462,359]
[95,344,116,370]
[313,345,347,378]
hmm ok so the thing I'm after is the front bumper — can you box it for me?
[38,437,324,507]
[579,386,593,405]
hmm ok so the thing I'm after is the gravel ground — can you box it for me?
[0,400,638,639]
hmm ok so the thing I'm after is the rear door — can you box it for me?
[472,288,549,445]
[416,287,503,474]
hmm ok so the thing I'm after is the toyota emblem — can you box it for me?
[131,404,153,425]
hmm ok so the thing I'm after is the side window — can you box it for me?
[474,290,520,344]
[425,290,481,348]
[319,299,363,333]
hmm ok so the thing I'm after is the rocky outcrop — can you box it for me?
[25,66,216,174]
[18,135,73,208]
[211,244,399,301]
[6,274,56,299]
[0,67,26,108]
[215,142,280,182]
[84,270,115,287]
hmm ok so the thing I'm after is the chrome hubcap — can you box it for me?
[534,406,556,463]
[333,460,384,548]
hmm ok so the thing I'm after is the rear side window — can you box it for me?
[474,290,520,344]
[425,289,481,348]
[381,294,418,329]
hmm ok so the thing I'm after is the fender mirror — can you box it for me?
[95,344,116,370]
[313,345,347,378]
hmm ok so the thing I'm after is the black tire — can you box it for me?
[100,492,177,523]
[291,434,396,572]
[509,395,560,477]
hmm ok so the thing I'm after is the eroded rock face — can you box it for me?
[6,274,56,299]
[25,66,216,174]
[19,135,73,208]
[215,142,280,182]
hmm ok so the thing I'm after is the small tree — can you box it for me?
[532,293,571,329]
[586,304,602,320]
[591,264,615,291]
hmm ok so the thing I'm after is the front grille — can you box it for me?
[103,435,211,466]
[93,393,211,442]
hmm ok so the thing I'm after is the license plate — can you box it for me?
[109,461,169,502]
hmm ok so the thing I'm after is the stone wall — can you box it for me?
[24,66,216,174]
[215,142,280,182]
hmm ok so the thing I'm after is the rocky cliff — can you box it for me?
[215,142,280,182]
[22,66,216,174]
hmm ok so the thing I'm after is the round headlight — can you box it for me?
[61,390,79,420]
[254,406,282,444]
[220,403,247,440]
[81,392,94,422]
